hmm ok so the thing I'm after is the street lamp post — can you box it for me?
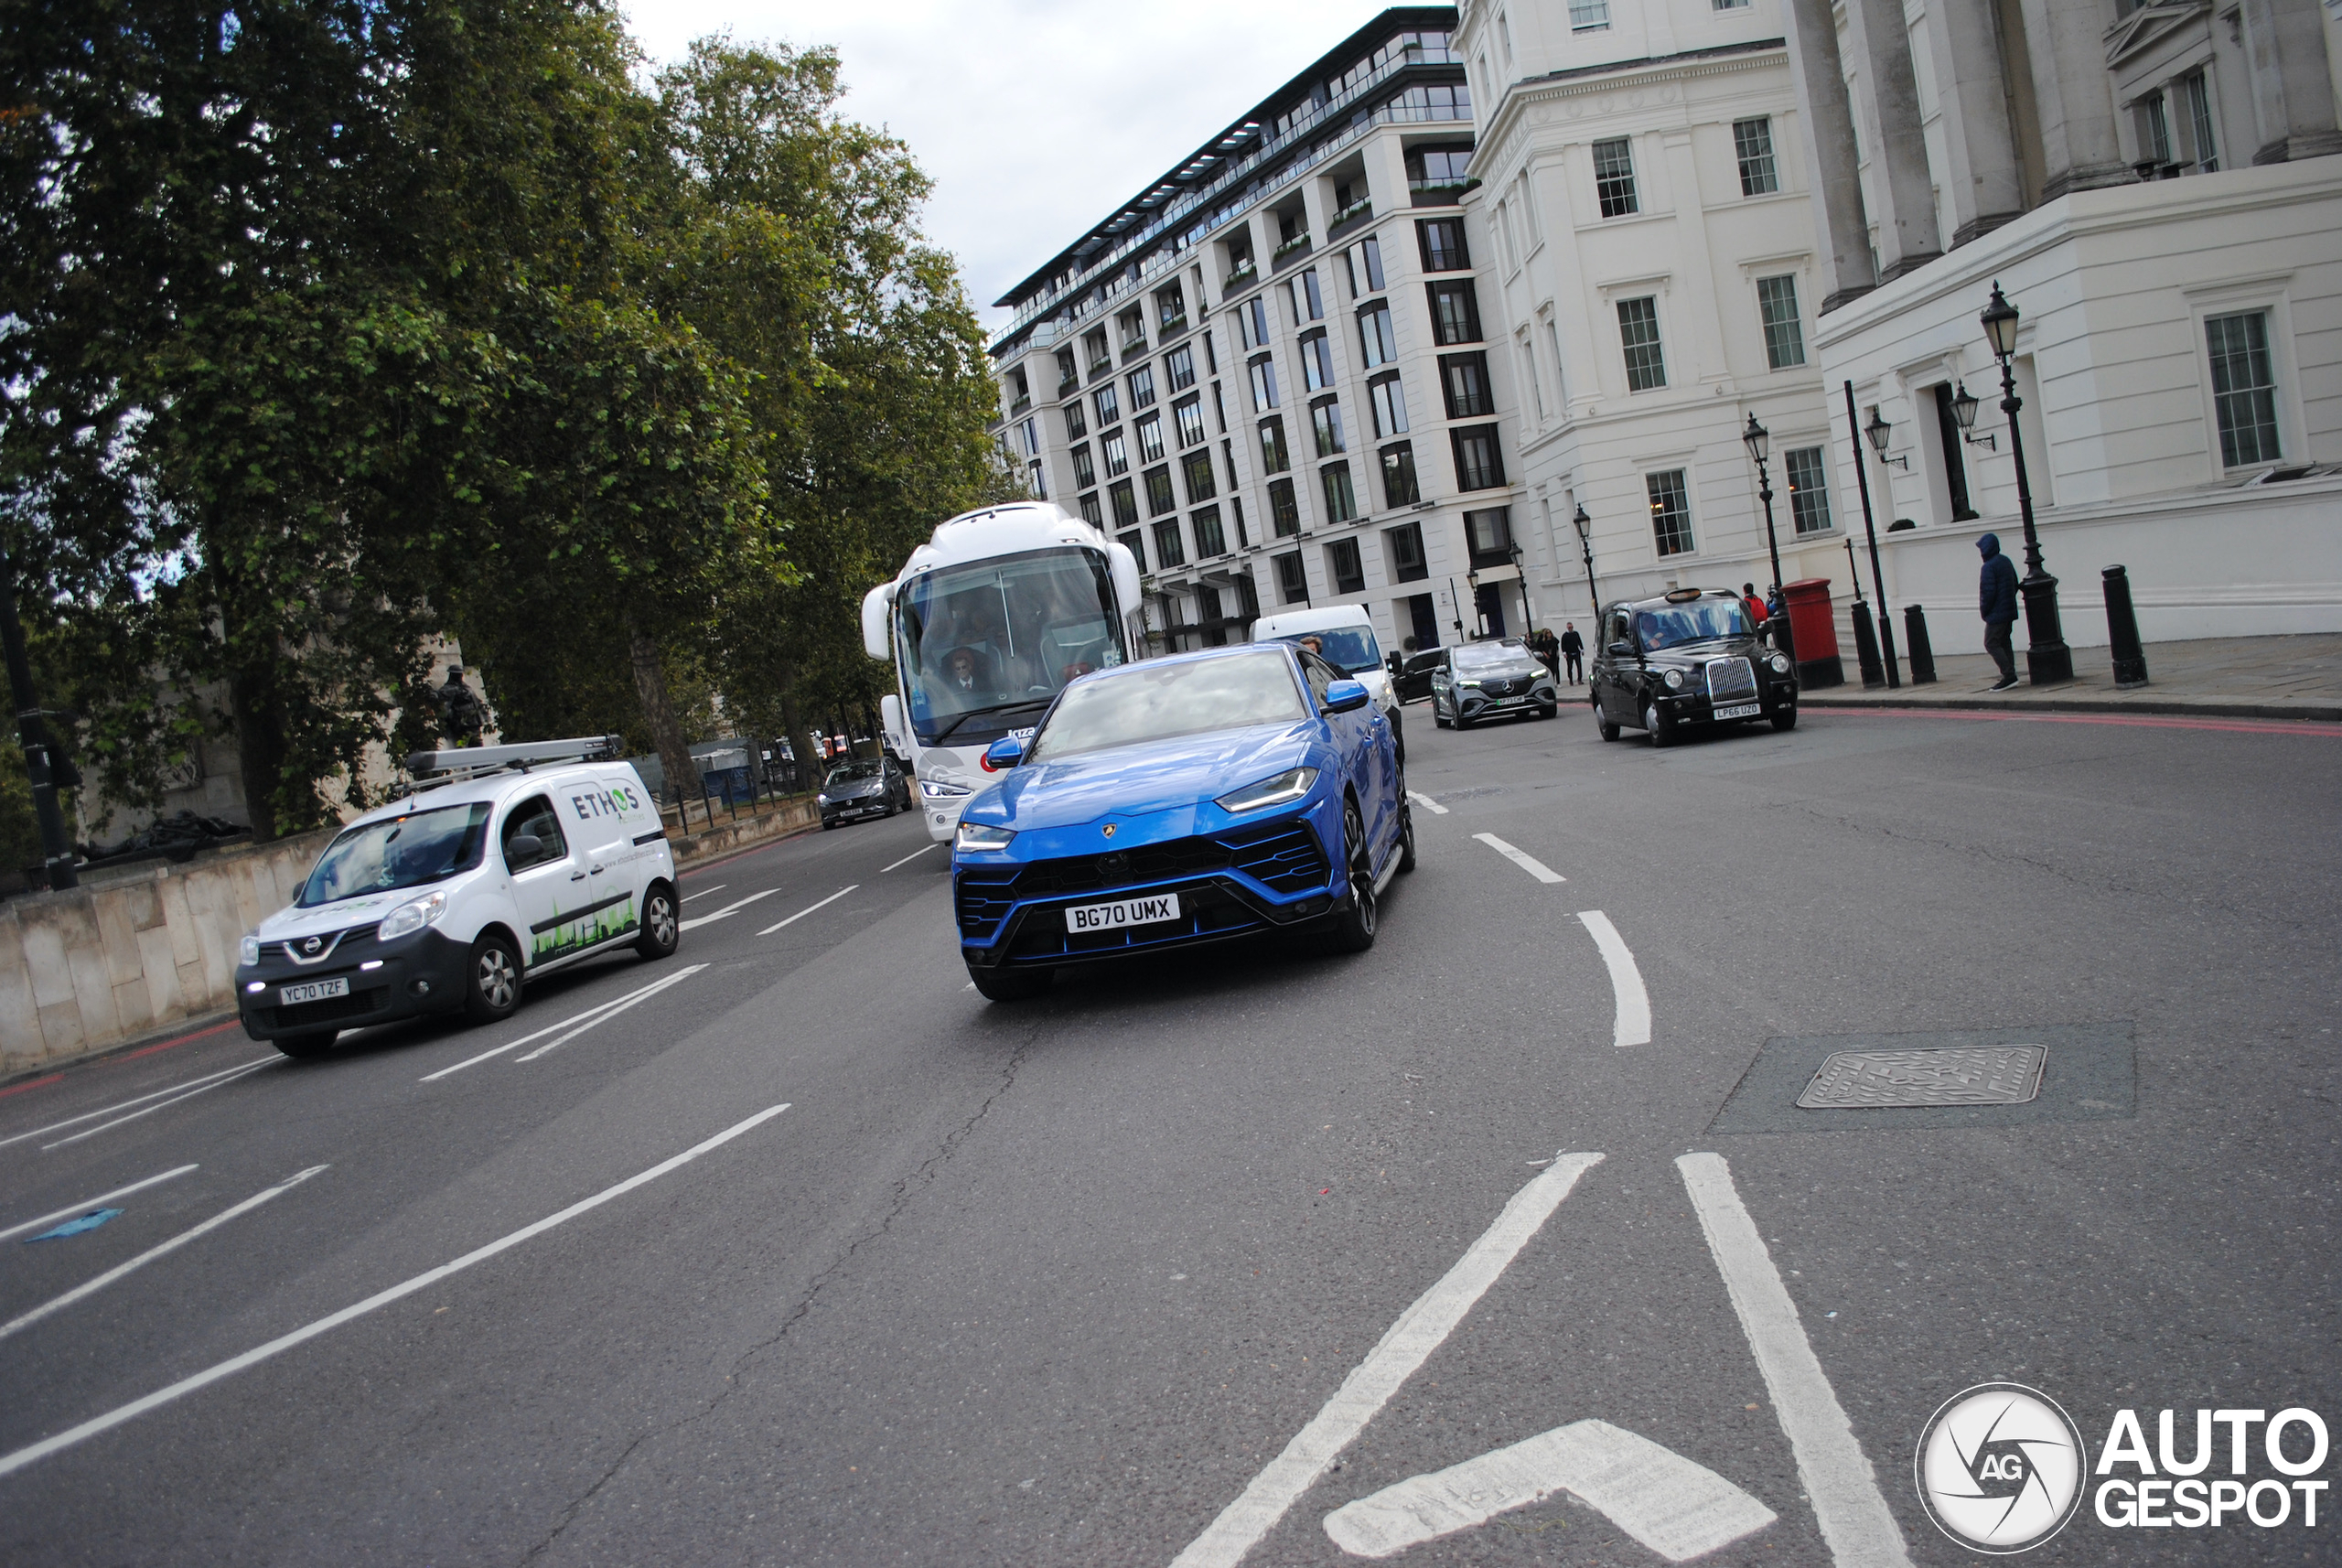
[1842,381,1900,687]
[1741,413,1795,670]
[1978,282,2072,684]
[1570,503,1599,620]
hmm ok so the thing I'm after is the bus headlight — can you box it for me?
[921,779,972,800]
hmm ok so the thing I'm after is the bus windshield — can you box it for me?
[897,547,1123,747]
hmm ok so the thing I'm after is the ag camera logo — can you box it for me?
[1916,1383,2086,1553]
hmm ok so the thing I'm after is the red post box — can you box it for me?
[1782,578,1844,689]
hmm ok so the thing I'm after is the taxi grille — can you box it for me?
[954,821,1330,939]
[1703,657,1757,703]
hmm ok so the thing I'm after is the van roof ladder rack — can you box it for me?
[403,736,625,783]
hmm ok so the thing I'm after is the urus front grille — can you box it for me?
[1703,657,1757,703]
[955,820,1331,939]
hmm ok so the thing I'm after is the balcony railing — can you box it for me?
[1008,395,1032,415]
[1273,232,1312,260]
[1224,262,1257,289]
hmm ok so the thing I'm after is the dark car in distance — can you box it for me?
[1390,649,1448,704]
[1429,639,1560,728]
[818,757,912,827]
[1589,588,1798,747]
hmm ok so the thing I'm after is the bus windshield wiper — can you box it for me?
[928,697,1052,744]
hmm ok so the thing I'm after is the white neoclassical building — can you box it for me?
[1451,0,1862,647]
[1781,0,2342,651]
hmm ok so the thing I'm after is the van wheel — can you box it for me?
[968,964,1052,1002]
[637,882,680,960]
[274,1031,338,1060]
[464,931,522,1024]
[1326,800,1378,953]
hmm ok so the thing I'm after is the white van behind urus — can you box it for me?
[234,737,679,1058]
[1250,603,1404,759]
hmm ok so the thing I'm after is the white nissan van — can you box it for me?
[234,738,679,1058]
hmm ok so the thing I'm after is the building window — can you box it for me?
[1593,138,1638,217]
[1135,412,1165,464]
[1070,444,1095,489]
[2184,72,2218,172]
[1301,330,1337,392]
[1380,443,1421,509]
[1358,305,1398,369]
[1144,465,1176,516]
[1025,460,1045,499]
[1617,296,1666,390]
[1110,478,1138,528]
[1128,365,1156,410]
[1174,395,1207,449]
[1063,399,1087,440]
[1259,417,1290,474]
[1101,428,1129,477]
[1275,550,1308,604]
[1118,308,1145,355]
[2206,310,2282,467]
[1452,425,1506,490]
[1756,274,1805,370]
[1079,492,1103,528]
[1183,448,1217,504]
[1312,399,1347,456]
[1164,344,1197,393]
[1085,328,1111,378]
[1321,461,1359,523]
[1093,383,1120,426]
[1713,0,1749,10]
[1016,417,1039,458]
[1647,469,1693,556]
[2138,91,2174,169]
[1154,517,1187,568]
[1249,355,1280,412]
[1287,268,1326,323]
[1734,116,1777,196]
[1210,381,1227,433]
[1385,519,1428,582]
[1230,493,1249,550]
[1327,536,1366,595]
[1570,0,1610,31]
[1193,505,1226,558]
[1119,527,1145,570]
[1156,280,1187,331]
[1269,478,1302,537]
[1198,583,1227,646]
[1439,352,1494,417]
[1407,145,1475,197]
[1240,297,1272,349]
[1464,506,1512,566]
[1357,236,1386,293]
[1428,280,1483,345]
[1417,218,1470,273]
[1370,374,1410,437]
[1785,446,1832,533]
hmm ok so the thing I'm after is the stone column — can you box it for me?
[2238,0,2342,164]
[1922,0,2026,244]
[2013,0,2137,197]
[1841,0,1944,276]
[1780,0,1876,311]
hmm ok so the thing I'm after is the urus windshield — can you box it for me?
[299,802,492,908]
[1636,598,1751,651]
[1268,626,1382,675]
[1026,652,1306,763]
[897,547,1123,747]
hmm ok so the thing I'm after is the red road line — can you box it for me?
[122,1018,242,1059]
[0,1073,63,1102]
[1823,707,2339,737]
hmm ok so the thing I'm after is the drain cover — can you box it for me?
[1798,1045,2047,1109]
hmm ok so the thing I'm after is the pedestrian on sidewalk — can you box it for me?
[1977,532,2020,691]
[1741,582,1768,629]
[1558,623,1585,684]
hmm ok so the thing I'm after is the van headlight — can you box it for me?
[1215,767,1318,814]
[239,932,262,967]
[955,822,1015,851]
[379,889,449,940]
[921,779,972,800]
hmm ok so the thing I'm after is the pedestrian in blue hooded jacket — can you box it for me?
[1977,532,2020,691]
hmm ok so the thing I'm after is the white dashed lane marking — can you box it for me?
[679,887,777,930]
[0,1165,199,1243]
[1471,832,1564,883]
[420,966,706,1081]
[1404,790,1449,816]
[1575,910,1651,1048]
[757,886,858,936]
[881,843,941,872]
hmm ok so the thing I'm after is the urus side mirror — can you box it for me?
[983,736,1026,770]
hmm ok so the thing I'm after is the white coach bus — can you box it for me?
[862,502,1145,842]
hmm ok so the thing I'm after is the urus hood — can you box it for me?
[1977,532,2003,558]
[980,723,1313,832]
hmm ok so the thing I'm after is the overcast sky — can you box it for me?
[622,0,1388,339]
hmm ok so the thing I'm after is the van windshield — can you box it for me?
[299,803,492,908]
[1266,627,1382,675]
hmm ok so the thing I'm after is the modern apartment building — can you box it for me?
[1451,0,1843,629]
[988,8,1536,656]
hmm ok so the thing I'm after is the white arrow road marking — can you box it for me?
[1472,832,1564,883]
[420,965,706,1081]
[1575,910,1651,1047]
[1404,790,1449,816]
[881,843,941,872]
[36,1060,278,1153]
[1,1061,275,1154]
[680,887,778,930]
[0,1165,329,1345]
[1678,1154,1913,1568]
[678,884,725,903]
[0,1105,788,1482]
[1323,1418,1777,1562]
[0,1165,200,1244]
[1169,1152,1605,1568]
[757,885,858,935]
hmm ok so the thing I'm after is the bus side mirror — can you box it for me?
[860,584,893,661]
[983,736,1026,770]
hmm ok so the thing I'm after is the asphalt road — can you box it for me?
[2,698,2337,1567]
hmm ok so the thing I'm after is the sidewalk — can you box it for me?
[1797,632,2342,723]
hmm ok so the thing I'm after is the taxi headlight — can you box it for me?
[1769,652,1792,675]
[1215,767,1318,815]
[1663,668,1685,690]
[379,889,449,941]
[239,932,262,967]
[921,779,972,800]
[955,821,1015,851]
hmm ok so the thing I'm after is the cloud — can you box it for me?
[624,0,1383,337]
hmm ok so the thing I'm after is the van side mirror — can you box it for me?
[507,833,543,864]
[983,736,1026,770]
[1323,679,1370,714]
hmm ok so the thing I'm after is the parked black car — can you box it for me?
[1391,648,1448,704]
[1589,588,1798,747]
[1429,639,1560,728]
[818,757,912,827]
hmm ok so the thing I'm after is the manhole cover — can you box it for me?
[1798,1045,2047,1109]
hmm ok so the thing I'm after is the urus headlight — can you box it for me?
[239,932,262,967]
[379,888,448,940]
[955,821,1015,851]
[1663,668,1685,690]
[1769,652,1792,674]
[1215,767,1318,814]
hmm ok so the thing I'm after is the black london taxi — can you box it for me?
[1589,588,1798,746]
